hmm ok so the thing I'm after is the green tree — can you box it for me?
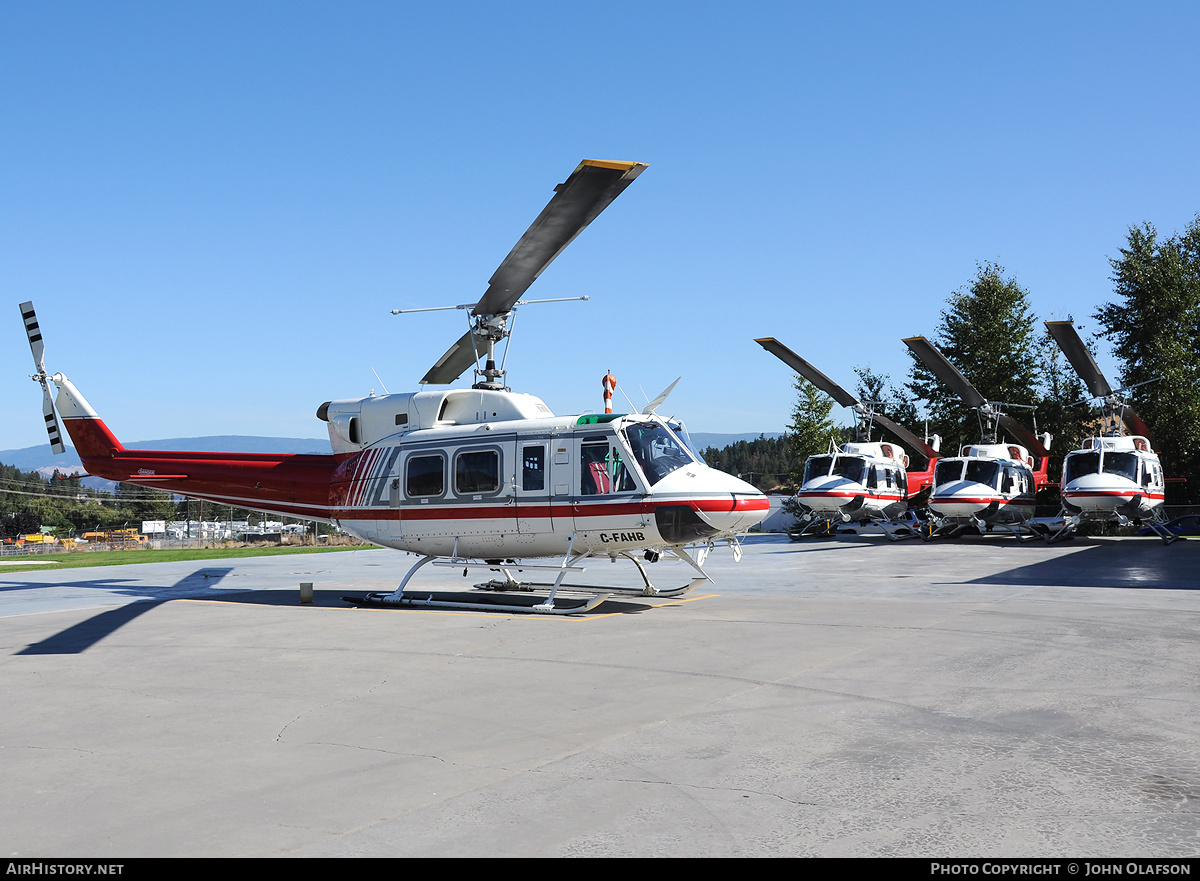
[907,262,1042,454]
[852,366,930,460]
[787,376,840,484]
[700,435,790,491]
[1093,216,1200,503]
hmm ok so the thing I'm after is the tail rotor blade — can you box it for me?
[19,300,46,373]
[19,300,65,454]
[41,381,65,454]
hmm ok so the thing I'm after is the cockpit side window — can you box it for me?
[581,442,638,495]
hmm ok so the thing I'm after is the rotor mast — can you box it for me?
[395,160,647,391]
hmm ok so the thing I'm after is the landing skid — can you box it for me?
[344,590,612,615]
[341,538,711,615]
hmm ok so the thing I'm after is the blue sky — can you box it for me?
[3,2,1198,452]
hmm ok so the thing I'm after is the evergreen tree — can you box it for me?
[1093,216,1200,502]
[907,262,1042,453]
[787,376,840,484]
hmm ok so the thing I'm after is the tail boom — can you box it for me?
[55,376,338,521]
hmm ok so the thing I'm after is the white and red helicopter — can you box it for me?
[903,336,1053,540]
[1042,320,1175,544]
[20,159,770,614]
[755,338,940,539]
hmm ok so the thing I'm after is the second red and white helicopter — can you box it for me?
[903,336,1053,541]
[756,338,940,540]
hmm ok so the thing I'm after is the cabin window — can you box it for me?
[522,445,545,492]
[581,444,610,495]
[406,454,444,497]
[456,450,500,494]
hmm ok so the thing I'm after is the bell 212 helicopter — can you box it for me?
[1042,320,1176,544]
[20,159,770,614]
[755,337,939,539]
[903,336,1052,541]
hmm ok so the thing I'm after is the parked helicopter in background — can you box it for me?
[903,336,1052,540]
[1042,321,1175,544]
[755,338,940,539]
[21,159,771,614]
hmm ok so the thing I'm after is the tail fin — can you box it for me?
[1033,456,1054,491]
[52,376,125,459]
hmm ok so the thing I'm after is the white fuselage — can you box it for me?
[1060,436,1164,520]
[321,391,769,558]
[928,444,1036,525]
[796,442,910,521]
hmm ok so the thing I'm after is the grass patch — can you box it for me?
[0,544,380,573]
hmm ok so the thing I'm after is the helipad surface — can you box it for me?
[2,535,1198,857]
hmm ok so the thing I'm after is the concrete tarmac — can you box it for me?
[2,534,1199,857]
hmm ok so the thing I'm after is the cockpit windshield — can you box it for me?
[1104,451,1140,482]
[965,460,1000,488]
[935,460,963,486]
[805,455,866,484]
[666,420,700,458]
[1063,452,1100,483]
[622,421,695,486]
[804,456,834,483]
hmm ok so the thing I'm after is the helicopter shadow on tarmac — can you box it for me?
[963,539,1200,591]
[10,567,235,655]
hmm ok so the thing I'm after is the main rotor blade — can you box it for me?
[473,159,647,317]
[997,413,1049,457]
[19,300,46,373]
[902,336,987,408]
[1118,405,1151,439]
[1044,321,1112,398]
[870,412,940,461]
[421,328,481,386]
[41,381,65,454]
[754,338,858,408]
